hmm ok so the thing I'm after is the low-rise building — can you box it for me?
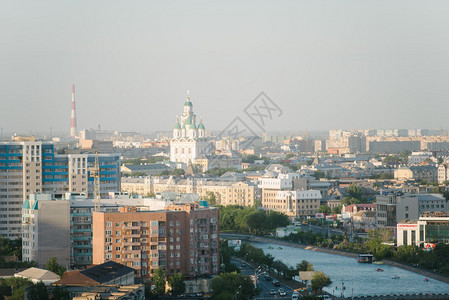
[397,212,449,246]
[121,176,259,207]
[121,163,172,176]
[394,165,437,183]
[14,268,60,285]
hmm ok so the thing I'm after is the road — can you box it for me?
[231,257,294,299]
[303,224,343,236]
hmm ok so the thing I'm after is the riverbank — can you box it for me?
[248,235,449,285]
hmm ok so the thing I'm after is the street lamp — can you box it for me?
[254,266,267,286]
[234,285,241,300]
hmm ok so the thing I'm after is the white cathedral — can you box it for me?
[170,92,212,164]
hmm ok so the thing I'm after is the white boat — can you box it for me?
[391,275,400,279]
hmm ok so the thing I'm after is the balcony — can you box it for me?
[123,233,141,238]
[123,241,141,246]
[122,225,140,230]
[122,249,141,254]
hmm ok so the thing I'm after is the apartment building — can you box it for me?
[22,194,71,268]
[0,141,121,239]
[438,163,449,184]
[92,203,219,279]
[22,192,197,268]
[376,192,448,229]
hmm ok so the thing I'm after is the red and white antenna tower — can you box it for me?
[70,84,77,138]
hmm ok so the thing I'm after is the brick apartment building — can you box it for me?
[92,203,219,280]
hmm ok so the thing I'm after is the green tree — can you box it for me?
[45,257,67,278]
[318,205,331,214]
[241,154,259,164]
[285,153,295,159]
[211,272,259,300]
[51,285,70,300]
[27,281,49,300]
[348,184,363,200]
[152,267,166,296]
[168,273,186,296]
[378,173,393,179]
[313,170,326,180]
[311,271,332,293]
[0,277,33,300]
[266,211,289,229]
[399,150,411,164]
[204,191,217,205]
[331,205,342,214]
[297,260,314,271]
[383,155,401,164]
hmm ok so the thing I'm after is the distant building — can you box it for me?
[438,163,449,184]
[193,153,241,172]
[367,141,421,154]
[92,203,220,279]
[258,172,321,217]
[394,165,437,182]
[408,151,434,165]
[170,92,211,164]
[121,163,172,176]
[121,176,259,207]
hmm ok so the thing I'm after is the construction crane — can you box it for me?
[88,152,101,212]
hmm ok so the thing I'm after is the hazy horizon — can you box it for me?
[1,1,449,134]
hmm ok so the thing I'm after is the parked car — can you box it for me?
[278,288,287,296]
[270,289,277,295]
[292,291,300,300]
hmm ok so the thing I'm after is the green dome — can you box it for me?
[174,123,181,129]
[185,116,192,125]
[184,101,193,107]
[198,123,205,130]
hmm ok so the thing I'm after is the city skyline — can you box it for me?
[1,1,449,134]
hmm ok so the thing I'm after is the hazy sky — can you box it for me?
[1,1,449,135]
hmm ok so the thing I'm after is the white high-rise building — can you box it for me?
[170,92,212,164]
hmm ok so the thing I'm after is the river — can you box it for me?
[251,242,449,297]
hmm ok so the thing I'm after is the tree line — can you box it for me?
[219,205,289,235]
